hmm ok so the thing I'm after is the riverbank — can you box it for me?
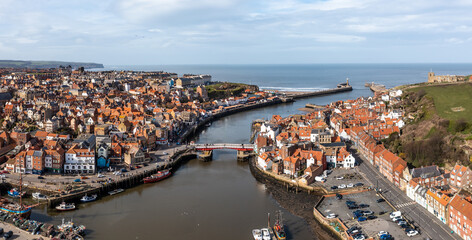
[248,158,339,240]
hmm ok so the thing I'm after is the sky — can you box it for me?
[1,0,472,65]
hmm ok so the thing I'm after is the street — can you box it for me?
[351,147,461,240]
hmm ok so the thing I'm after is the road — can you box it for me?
[350,147,461,240]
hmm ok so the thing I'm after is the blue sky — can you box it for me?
[1,0,472,64]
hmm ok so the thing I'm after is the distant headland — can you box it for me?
[0,60,103,69]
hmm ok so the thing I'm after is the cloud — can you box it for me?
[288,33,366,43]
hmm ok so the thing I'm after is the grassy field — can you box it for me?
[408,83,472,122]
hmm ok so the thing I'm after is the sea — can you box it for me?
[94,63,472,92]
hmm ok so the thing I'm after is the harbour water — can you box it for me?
[34,64,472,239]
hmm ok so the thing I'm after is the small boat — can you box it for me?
[108,188,124,195]
[56,202,75,211]
[32,192,48,200]
[261,228,271,240]
[143,169,171,183]
[252,229,262,240]
[57,218,86,235]
[273,210,287,240]
[8,188,25,198]
[80,194,97,202]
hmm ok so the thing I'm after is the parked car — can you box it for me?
[362,210,374,216]
[379,234,393,240]
[347,226,360,233]
[338,184,346,189]
[326,213,337,219]
[37,176,44,179]
[399,223,409,228]
[359,204,369,208]
[336,176,344,180]
[1,170,9,174]
[397,220,407,226]
[120,168,128,172]
[392,216,403,222]
[3,230,12,239]
[379,211,386,215]
[315,176,326,182]
[336,193,342,200]
[354,182,364,187]
[367,215,377,220]
[390,211,402,219]
[377,198,386,203]
[406,229,419,237]
[357,217,367,222]
[377,231,389,237]
[353,234,365,240]
[331,186,338,190]
[347,183,354,188]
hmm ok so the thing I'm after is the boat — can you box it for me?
[8,188,25,198]
[143,169,172,183]
[57,218,86,236]
[261,228,271,240]
[0,198,32,218]
[252,229,262,240]
[56,202,75,211]
[80,194,97,202]
[273,210,287,240]
[108,188,124,195]
[32,192,48,200]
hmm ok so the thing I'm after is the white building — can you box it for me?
[65,145,95,174]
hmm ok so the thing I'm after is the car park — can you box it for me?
[406,229,418,237]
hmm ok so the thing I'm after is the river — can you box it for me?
[30,90,369,239]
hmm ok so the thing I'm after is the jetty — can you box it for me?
[282,80,352,99]
[365,82,387,93]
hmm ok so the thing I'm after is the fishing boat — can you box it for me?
[273,210,287,240]
[143,169,171,183]
[0,198,32,218]
[108,188,124,195]
[80,194,97,202]
[56,202,75,211]
[252,229,262,240]
[8,188,25,198]
[57,218,86,236]
[261,228,271,240]
[32,192,48,200]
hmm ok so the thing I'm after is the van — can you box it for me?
[389,211,401,219]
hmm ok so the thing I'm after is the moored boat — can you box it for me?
[32,192,48,200]
[261,228,271,240]
[80,194,97,202]
[8,188,25,198]
[0,198,32,218]
[273,210,286,240]
[252,229,262,240]
[56,202,75,211]
[143,169,171,183]
[108,188,124,195]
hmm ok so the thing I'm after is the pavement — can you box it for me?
[350,145,461,240]
[0,222,49,240]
